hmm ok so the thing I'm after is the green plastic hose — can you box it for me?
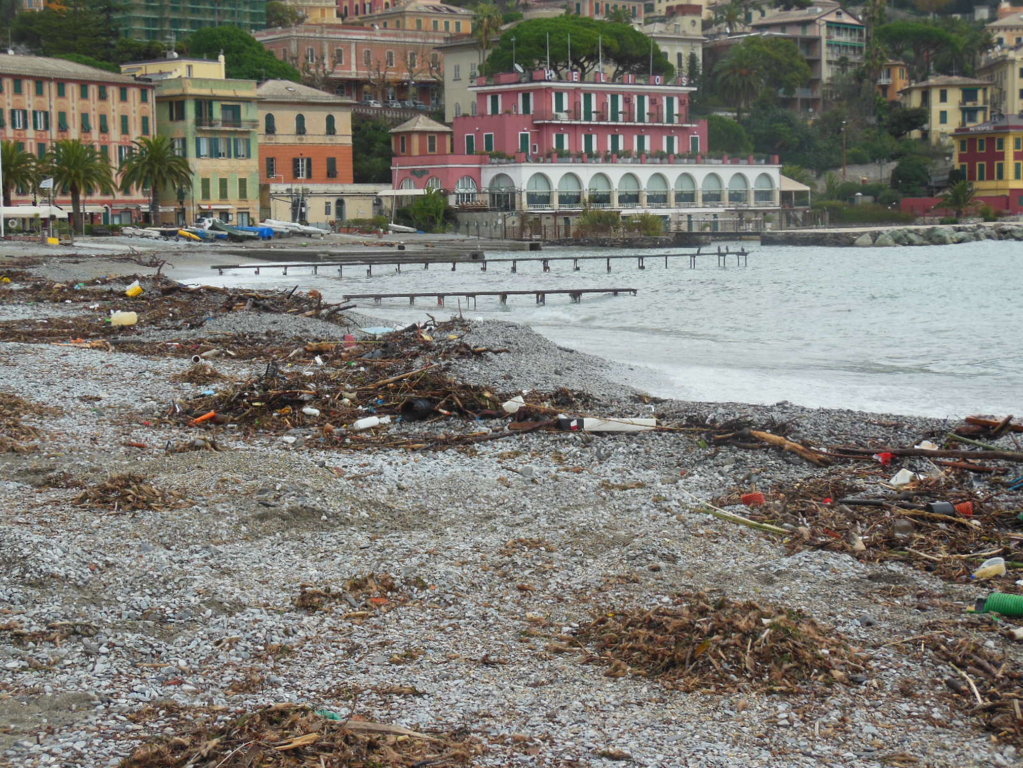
[979,593,1023,617]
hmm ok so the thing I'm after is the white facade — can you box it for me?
[478,162,781,211]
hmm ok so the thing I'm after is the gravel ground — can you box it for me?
[1,249,1021,768]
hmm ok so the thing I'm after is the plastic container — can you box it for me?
[502,395,526,414]
[109,311,138,327]
[741,492,766,507]
[925,501,955,514]
[350,415,391,431]
[889,468,918,487]
[954,501,975,517]
[125,280,144,298]
[557,416,656,432]
[976,592,1023,616]
[972,557,1006,580]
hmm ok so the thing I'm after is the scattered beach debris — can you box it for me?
[72,473,187,512]
[576,592,866,693]
[0,391,58,452]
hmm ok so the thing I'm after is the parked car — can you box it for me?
[362,99,382,108]
[385,99,402,108]
[413,100,427,110]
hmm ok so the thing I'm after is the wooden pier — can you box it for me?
[341,288,638,307]
[210,246,748,277]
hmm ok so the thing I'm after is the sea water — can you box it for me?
[192,239,1022,418]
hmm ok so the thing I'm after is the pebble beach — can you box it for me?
[2,239,1023,768]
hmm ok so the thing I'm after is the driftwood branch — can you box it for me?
[750,430,830,466]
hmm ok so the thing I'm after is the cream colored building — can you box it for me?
[899,75,991,147]
[988,11,1023,47]
[978,45,1023,117]
[435,35,488,123]
[123,55,260,225]
[280,0,338,24]
[359,0,473,34]
[642,16,704,80]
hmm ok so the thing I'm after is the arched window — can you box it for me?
[618,173,640,206]
[264,113,276,135]
[526,173,552,208]
[647,173,669,206]
[326,114,336,135]
[455,176,478,205]
[489,173,515,211]
[425,176,442,190]
[754,173,775,204]
[295,114,306,135]
[728,173,749,204]
[557,173,582,206]
[675,173,696,203]
[399,177,415,189]
[702,173,723,204]
[335,198,346,221]
[587,173,611,207]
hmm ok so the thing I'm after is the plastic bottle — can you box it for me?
[971,557,1006,580]
[557,416,656,432]
[109,311,138,326]
[125,280,144,298]
[350,415,391,431]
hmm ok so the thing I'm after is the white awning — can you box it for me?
[198,204,235,210]
[377,189,428,197]
[1,205,68,219]
[82,205,108,213]
[779,175,811,192]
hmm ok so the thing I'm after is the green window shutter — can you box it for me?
[99,114,108,133]
[98,85,107,100]
[57,82,65,97]
[141,116,149,135]
[120,87,128,101]
[141,89,149,103]
[121,115,129,134]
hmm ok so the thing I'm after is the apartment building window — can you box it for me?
[939,88,947,103]
[939,110,947,124]
[326,114,336,135]
[57,82,65,97]
[32,110,50,130]
[455,21,461,32]
[996,138,1005,151]
[96,114,107,133]
[238,178,248,199]
[58,111,68,131]
[386,50,395,67]
[484,133,494,151]
[117,145,132,163]
[195,137,210,157]
[98,85,107,100]
[416,18,422,29]
[327,157,338,177]
[454,103,462,116]
[554,91,566,114]
[520,92,532,115]
[296,114,306,135]
[399,135,407,153]
[690,134,700,153]
[1016,137,1023,151]
[35,80,44,96]
[432,19,438,29]
[408,51,417,67]
[265,113,276,134]
[171,137,186,156]
[1015,162,1022,180]
[80,113,91,132]
[959,139,967,152]
[465,134,475,153]
[36,142,46,158]
[119,86,128,102]
[363,49,371,66]
[636,135,648,153]
[218,178,228,200]
[294,157,312,179]
[489,93,500,114]
[428,134,437,153]
[120,115,129,134]
[431,52,439,68]
[959,163,967,178]
[141,89,148,103]
[307,47,316,63]
[325,201,332,216]
[80,84,88,98]
[665,135,677,154]
[334,48,344,64]
[554,133,567,151]
[996,162,1004,180]
[444,19,450,30]
[977,162,986,181]
[266,157,277,178]
[583,134,595,154]
[978,138,986,151]
[99,145,109,161]
[13,78,22,94]
[140,115,150,136]
[169,100,185,121]
[201,178,211,199]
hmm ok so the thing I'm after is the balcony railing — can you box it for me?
[530,107,693,126]
[195,117,258,130]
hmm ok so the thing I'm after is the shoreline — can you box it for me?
[2,245,1023,767]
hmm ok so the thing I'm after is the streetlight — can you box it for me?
[841,120,847,180]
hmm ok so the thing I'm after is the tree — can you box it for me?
[353,116,394,183]
[707,115,752,153]
[405,189,451,232]
[890,154,931,196]
[472,2,504,63]
[185,26,301,82]
[935,180,977,220]
[118,136,193,225]
[1,141,40,206]
[884,105,927,138]
[55,53,119,73]
[711,0,763,34]
[483,16,674,80]
[266,0,305,27]
[875,21,957,80]
[12,0,118,58]
[46,140,116,234]
[713,37,810,119]
[605,7,633,24]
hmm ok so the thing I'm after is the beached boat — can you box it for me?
[262,218,326,238]
[388,223,418,234]
[238,225,275,240]
[210,220,259,241]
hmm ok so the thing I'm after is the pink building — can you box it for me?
[391,69,783,225]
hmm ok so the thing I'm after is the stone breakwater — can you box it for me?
[763,222,1023,247]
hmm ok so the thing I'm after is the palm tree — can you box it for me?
[46,140,116,235]
[714,46,762,121]
[118,136,193,226]
[472,3,504,65]
[935,179,977,221]
[1,141,40,207]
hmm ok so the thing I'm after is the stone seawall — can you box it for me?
[762,222,1023,247]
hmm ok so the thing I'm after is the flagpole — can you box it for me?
[567,33,571,71]
[598,35,602,74]
[0,139,5,239]
[546,32,550,70]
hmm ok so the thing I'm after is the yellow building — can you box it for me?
[278,0,337,24]
[360,0,473,34]
[122,55,260,225]
[987,10,1023,47]
[877,60,909,102]
[899,75,991,146]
